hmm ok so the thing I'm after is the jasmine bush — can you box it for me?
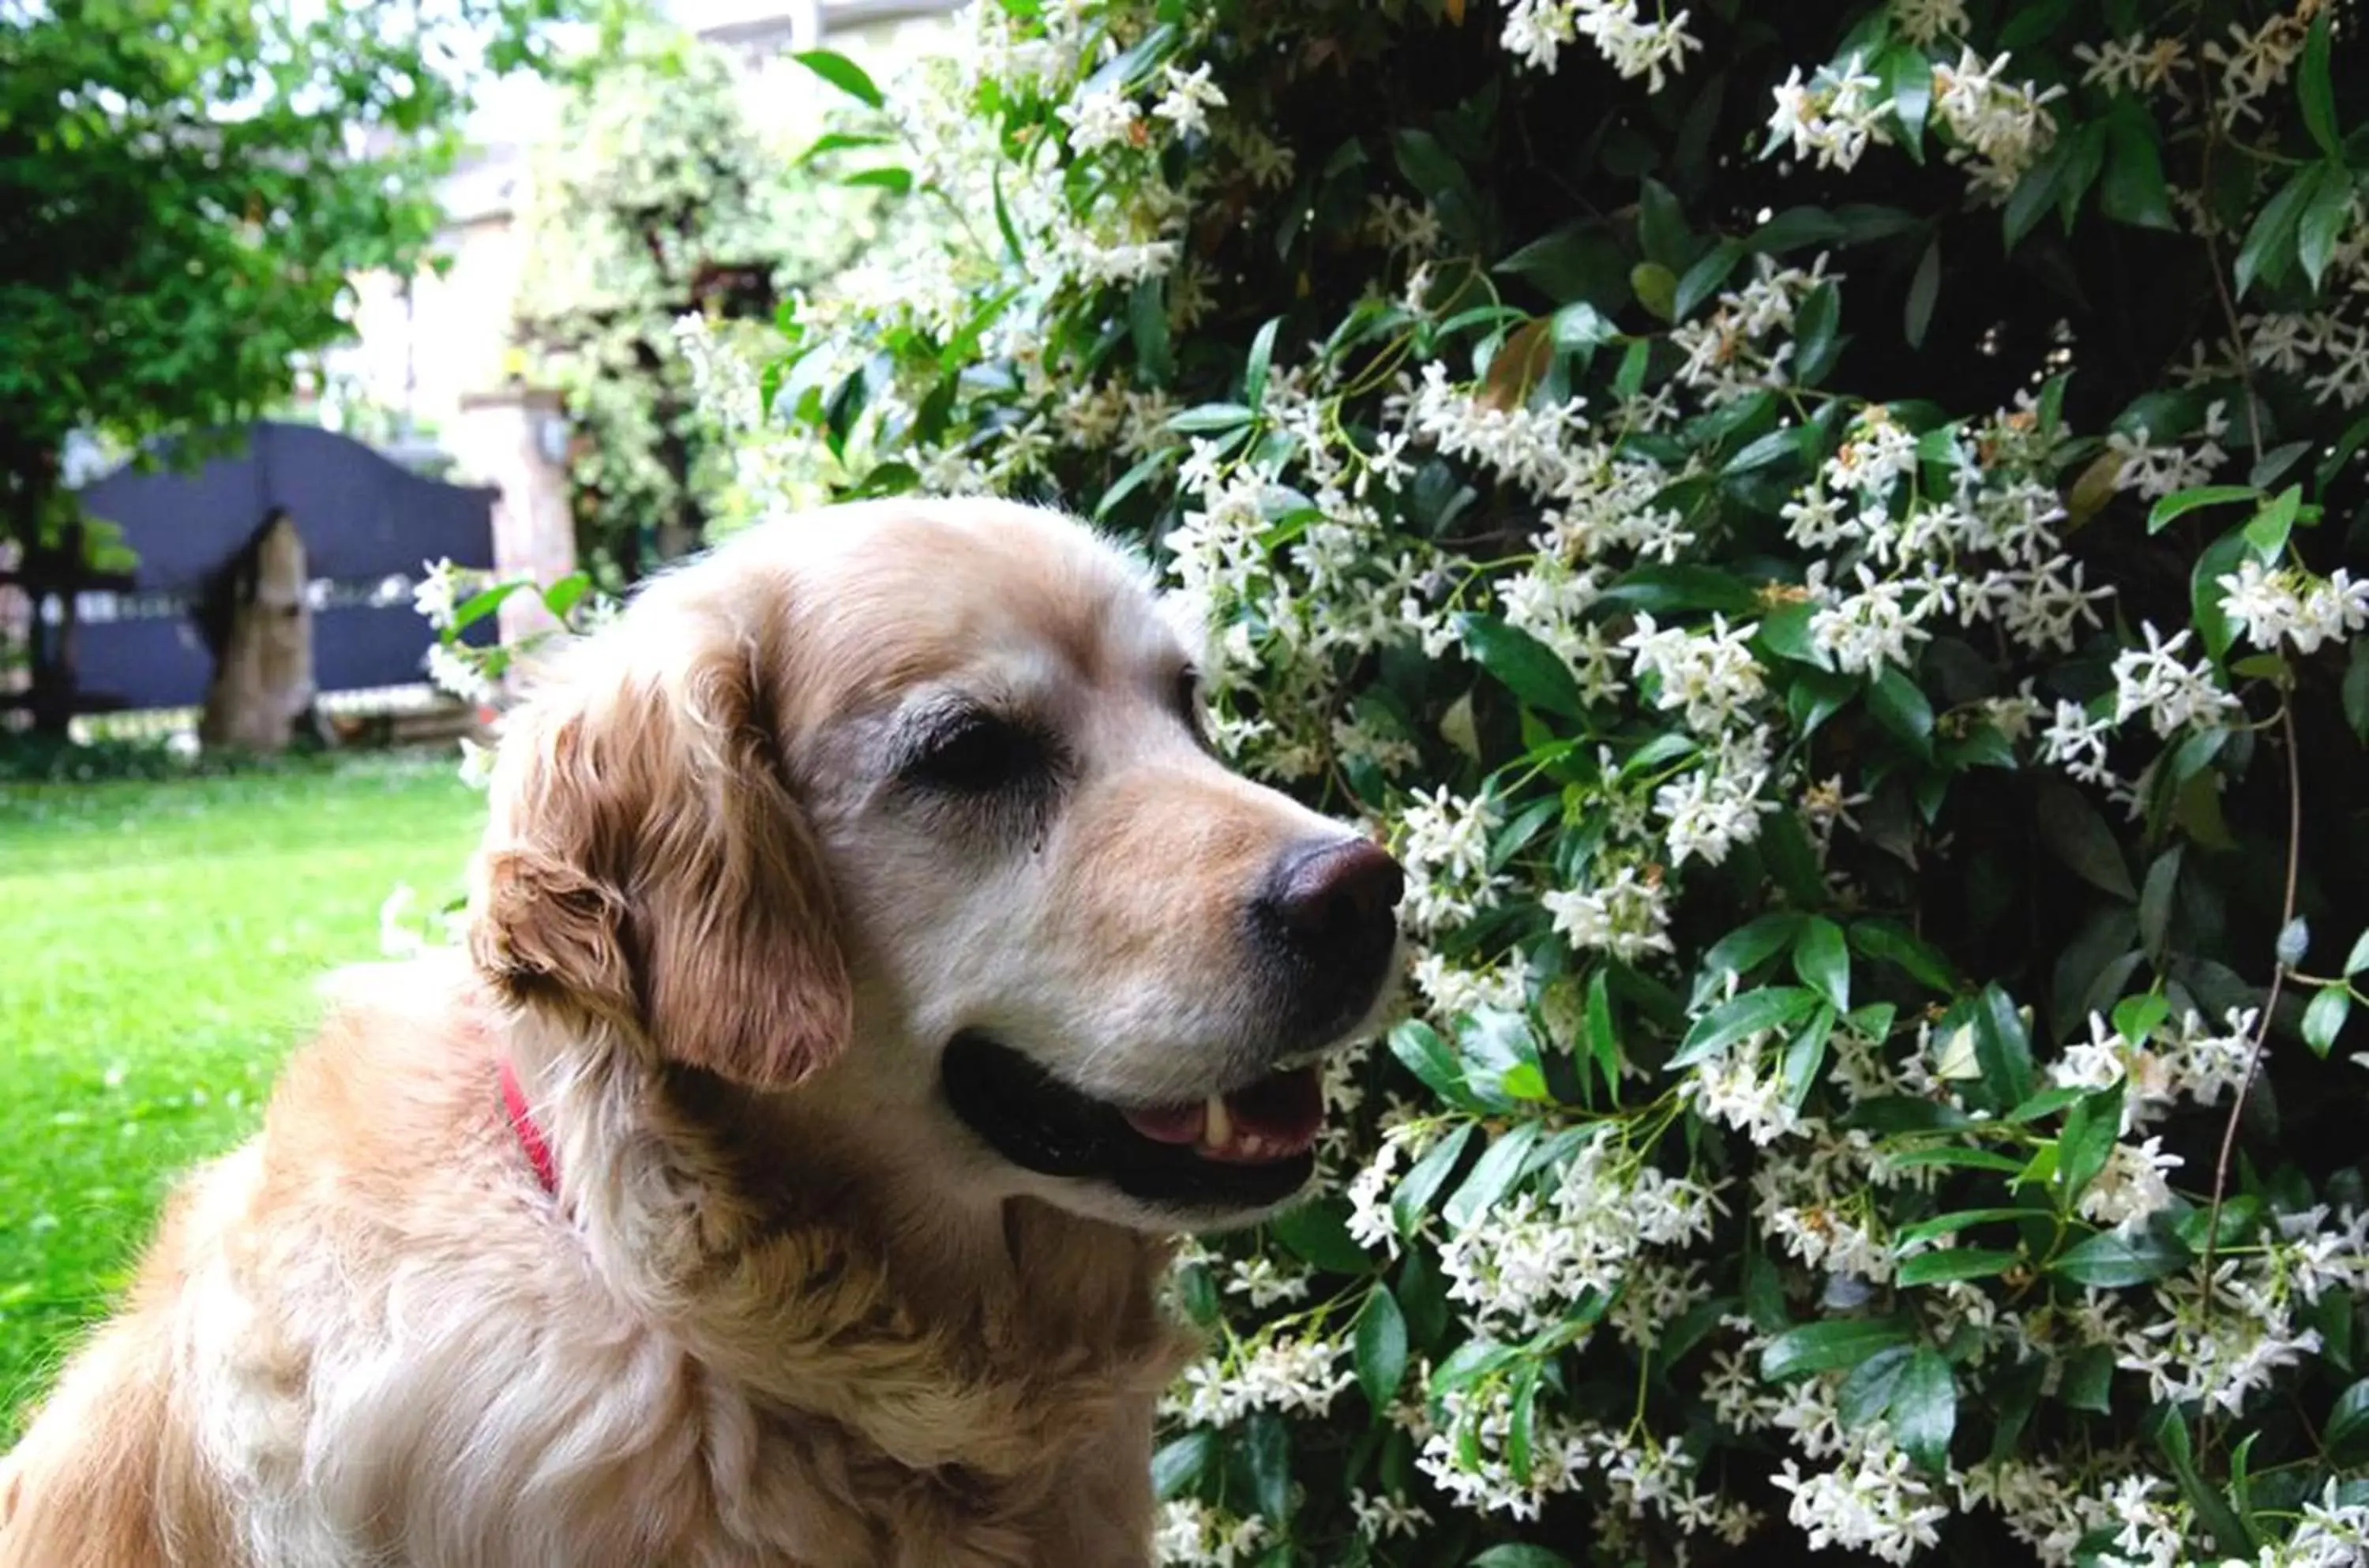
[434,2,2369,1562]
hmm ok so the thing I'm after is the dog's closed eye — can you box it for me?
[904,707,1056,796]
[1172,666,1210,749]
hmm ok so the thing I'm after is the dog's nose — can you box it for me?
[1258,837,1405,970]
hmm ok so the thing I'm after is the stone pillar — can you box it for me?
[450,387,578,651]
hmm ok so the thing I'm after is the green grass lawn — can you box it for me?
[0,752,486,1445]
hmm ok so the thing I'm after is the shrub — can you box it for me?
[444,2,2369,1562]
[513,24,885,586]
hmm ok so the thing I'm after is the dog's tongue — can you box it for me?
[1120,1066,1325,1165]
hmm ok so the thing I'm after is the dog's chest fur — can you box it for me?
[156,1001,1191,1568]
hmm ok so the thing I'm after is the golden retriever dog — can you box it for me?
[0,498,1403,1567]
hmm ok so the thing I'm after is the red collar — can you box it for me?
[498,1060,560,1195]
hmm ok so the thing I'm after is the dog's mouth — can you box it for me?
[940,1031,1323,1214]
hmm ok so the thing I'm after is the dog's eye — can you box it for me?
[1173,667,1211,746]
[909,712,1046,794]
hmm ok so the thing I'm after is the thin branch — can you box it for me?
[2196,698,2301,1446]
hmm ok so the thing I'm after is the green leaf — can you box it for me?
[2062,1345,2116,1413]
[1895,1247,2022,1285]
[1243,317,1282,411]
[2101,107,2176,231]
[2299,163,2360,292]
[2321,409,2369,490]
[841,166,912,194]
[1549,300,1617,359]
[1584,968,1621,1101]
[2300,10,2341,156]
[1153,1430,1217,1499]
[1989,1359,2047,1465]
[1842,1096,1975,1135]
[1794,281,1842,384]
[1780,1006,1836,1111]
[2251,438,2315,490]
[1670,987,1823,1070]
[2303,985,2352,1059]
[1387,1020,1470,1105]
[2138,847,2182,962]
[1455,613,1587,718]
[1850,918,1959,993]
[2236,167,2318,298]
[1496,226,1630,306]
[1673,241,1745,320]
[1597,564,1762,615]
[1905,234,1941,348]
[2003,137,2068,249]
[790,49,884,108]
[1354,1286,1410,1411]
[1869,667,1936,759]
[2149,1405,2258,1556]
[1973,983,2037,1111]
[1613,338,1653,400]
[448,579,531,634]
[1393,1124,1477,1232]
[1637,176,1689,269]
[2326,1379,2369,1466]
[1744,1239,1788,1333]
[538,572,591,620]
[1506,1361,1541,1483]
[1270,1199,1376,1274]
[2244,484,2303,560]
[1887,44,1932,156]
[1895,1207,2052,1249]
[1840,1345,1914,1427]
[1460,1009,1545,1112]
[1630,261,1678,322]
[2347,641,2369,743]
[1760,1317,1917,1381]
[2192,526,2254,662]
[2051,1226,2192,1288]
[1094,448,1177,520]
[798,128,894,163]
[1793,917,1852,1012]
[1079,21,1179,95]
[1468,1548,1575,1568]
[2148,485,2258,534]
[2056,1082,2126,1208]
[2036,778,2138,901]
[2348,927,2369,976]
[1890,1348,1958,1472]
[1751,206,1846,253]
[1883,1146,2029,1175]
[1696,913,1806,1002]
[1444,1123,1544,1231]
[1168,402,1255,433]
[1241,1412,1290,1521]
[1722,425,1808,478]
[2113,992,2172,1048]
[2057,118,2108,228]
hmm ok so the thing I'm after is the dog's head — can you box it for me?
[469,499,1402,1229]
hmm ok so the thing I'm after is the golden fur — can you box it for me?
[1,499,1394,1567]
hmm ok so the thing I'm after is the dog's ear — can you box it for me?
[468,593,850,1089]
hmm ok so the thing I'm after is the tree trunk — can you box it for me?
[27,582,77,737]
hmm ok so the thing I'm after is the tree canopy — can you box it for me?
[0,0,583,727]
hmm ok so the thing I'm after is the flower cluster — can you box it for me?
[418,1,2369,1563]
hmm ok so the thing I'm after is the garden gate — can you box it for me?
[65,422,498,715]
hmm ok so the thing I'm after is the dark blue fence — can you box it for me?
[69,422,498,712]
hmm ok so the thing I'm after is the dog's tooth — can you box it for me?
[1203,1093,1233,1150]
